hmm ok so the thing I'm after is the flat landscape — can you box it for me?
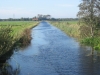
[0,0,100,75]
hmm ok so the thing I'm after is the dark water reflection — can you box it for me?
[2,21,100,75]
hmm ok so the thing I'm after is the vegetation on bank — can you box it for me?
[50,20,100,51]
[51,0,100,52]
[0,21,39,57]
[77,0,100,51]
[50,21,80,38]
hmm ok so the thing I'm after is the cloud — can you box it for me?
[0,7,32,16]
[56,4,74,7]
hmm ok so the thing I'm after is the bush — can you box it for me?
[18,28,32,47]
[81,37,100,50]
[0,26,14,56]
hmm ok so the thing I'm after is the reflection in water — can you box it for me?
[0,62,20,75]
[0,48,20,75]
[1,21,100,75]
[78,46,100,75]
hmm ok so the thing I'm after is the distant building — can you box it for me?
[32,14,51,21]
[32,18,38,21]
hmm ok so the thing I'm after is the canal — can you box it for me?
[2,21,100,75]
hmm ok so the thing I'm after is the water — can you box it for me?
[2,21,100,75]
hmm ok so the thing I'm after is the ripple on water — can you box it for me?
[5,21,100,75]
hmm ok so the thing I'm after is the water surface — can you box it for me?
[5,21,100,75]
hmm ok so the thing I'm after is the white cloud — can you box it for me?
[0,7,32,18]
[56,4,74,7]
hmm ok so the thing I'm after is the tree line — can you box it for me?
[0,18,33,21]
[0,18,78,21]
[0,14,78,21]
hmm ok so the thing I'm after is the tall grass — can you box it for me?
[50,21,80,38]
[0,21,39,74]
[50,21,100,51]
[17,28,32,47]
[0,26,14,56]
[0,21,39,57]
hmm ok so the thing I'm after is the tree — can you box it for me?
[77,0,100,54]
[46,15,51,19]
[77,0,100,38]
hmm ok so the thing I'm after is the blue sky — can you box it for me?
[0,0,80,19]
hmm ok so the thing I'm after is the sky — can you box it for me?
[0,0,81,19]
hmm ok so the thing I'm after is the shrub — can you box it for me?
[81,37,100,50]
[18,28,32,47]
[0,26,14,56]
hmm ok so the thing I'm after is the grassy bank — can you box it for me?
[50,21,100,51]
[50,21,80,38]
[0,21,39,57]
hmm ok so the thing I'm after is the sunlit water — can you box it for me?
[4,21,100,75]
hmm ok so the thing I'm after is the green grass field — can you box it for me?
[0,21,39,38]
[0,21,39,56]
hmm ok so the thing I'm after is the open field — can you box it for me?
[0,21,39,56]
[0,21,38,36]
